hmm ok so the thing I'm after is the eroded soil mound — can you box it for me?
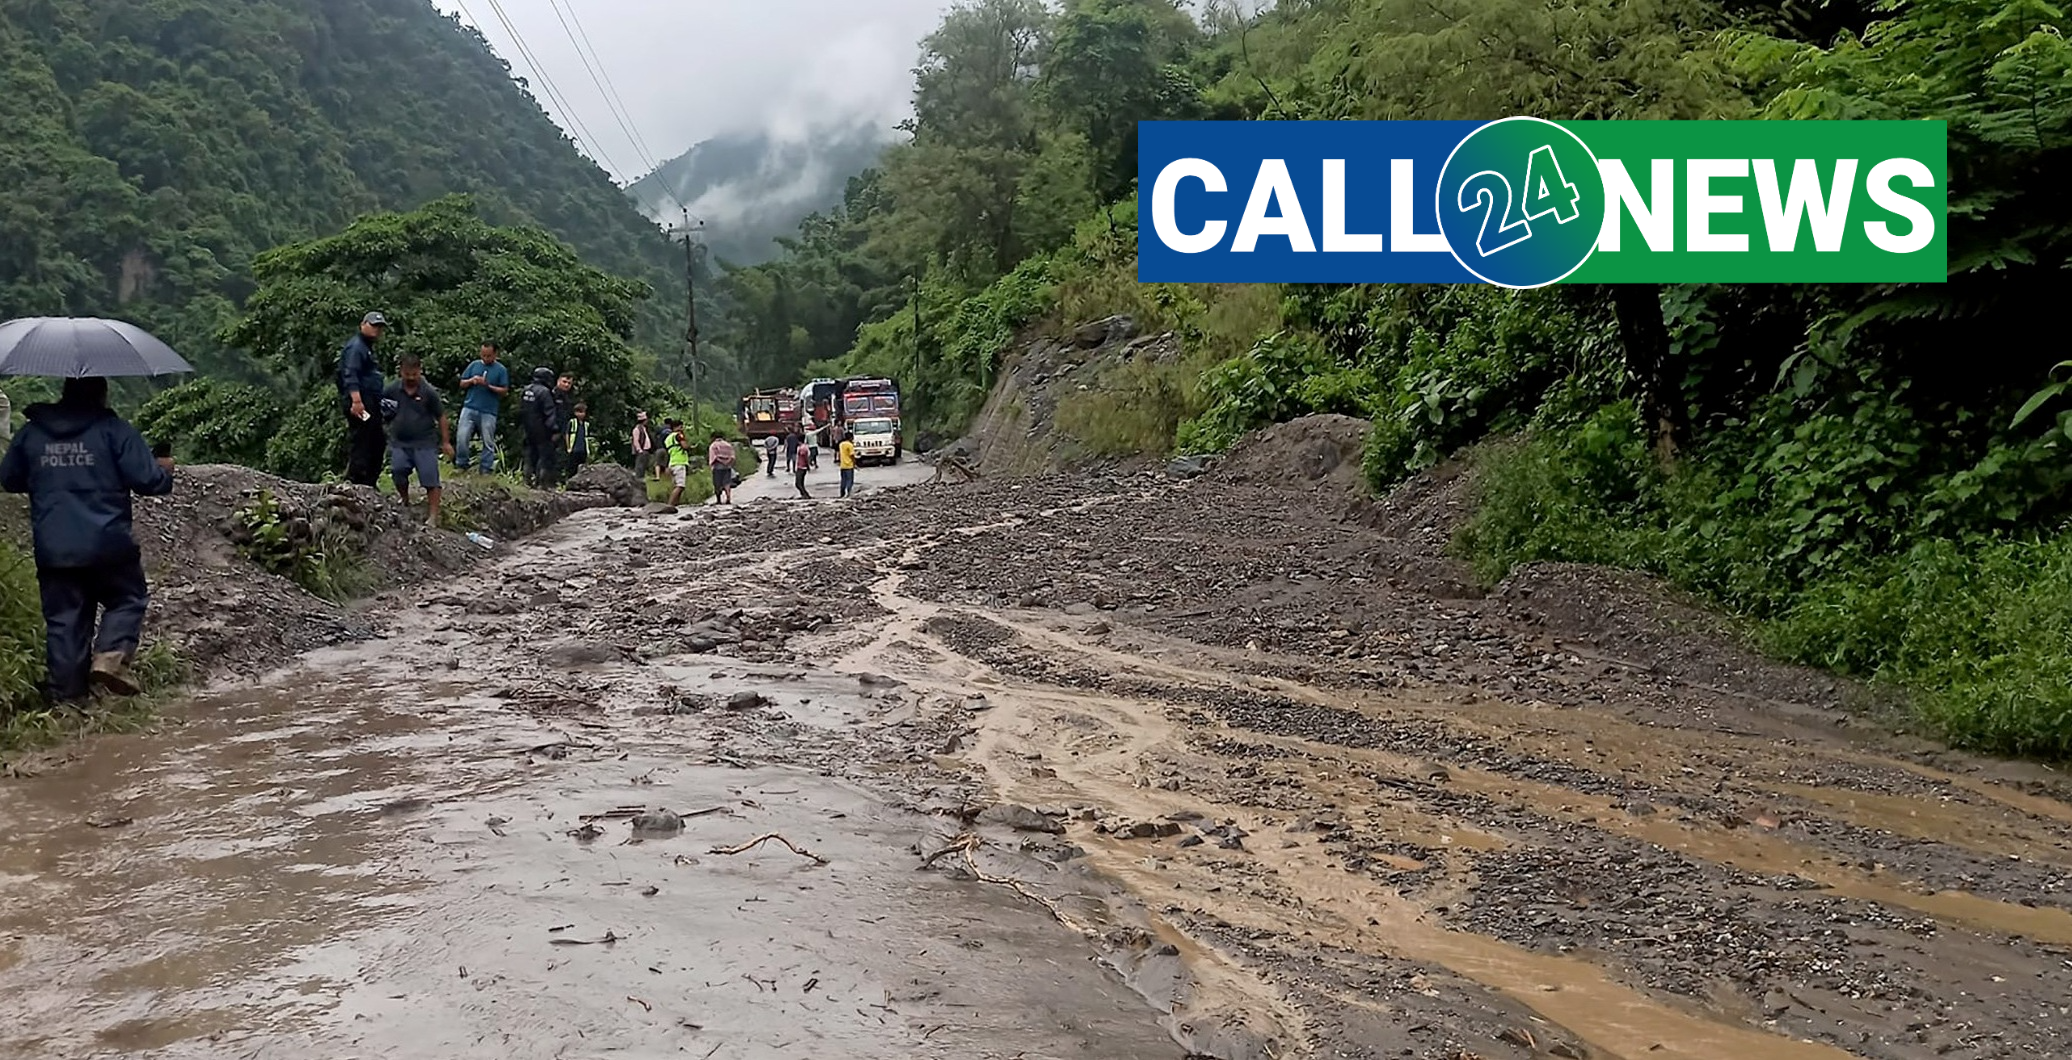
[1213,413,1369,494]
[111,465,610,678]
[566,462,647,507]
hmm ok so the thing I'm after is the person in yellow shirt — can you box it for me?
[837,429,856,498]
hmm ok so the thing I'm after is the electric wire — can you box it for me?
[548,0,688,215]
[472,0,632,182]
[546,0,660,172]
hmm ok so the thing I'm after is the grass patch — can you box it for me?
[1,637,190,756]
[229,489,374,601]
[0,543,47,710]
[645,464,716,506]
[1055,352,1210,459]
[1454,407,2072,760]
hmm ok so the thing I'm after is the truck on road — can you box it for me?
[796,377,839,446]
[848,416,900,465]
[836,377,902,456]
[737,388,799,440]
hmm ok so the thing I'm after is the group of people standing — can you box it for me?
[759,424,858,500]
[336,313,592,521]
[336,313,873,516]
[630,413,735,508]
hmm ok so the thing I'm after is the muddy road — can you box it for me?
[5,441,2072,1060]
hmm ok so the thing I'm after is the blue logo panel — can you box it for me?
[1137,120,1482,283]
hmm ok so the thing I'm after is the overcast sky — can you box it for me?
[432,0,954,183]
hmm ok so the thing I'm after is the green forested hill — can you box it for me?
[0,0,684,375]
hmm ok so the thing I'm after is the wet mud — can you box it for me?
[6,457,2072,1059]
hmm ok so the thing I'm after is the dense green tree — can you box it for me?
[1041,0,1204,202]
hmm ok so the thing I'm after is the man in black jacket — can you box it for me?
[519,366,559,487]
[0,377,175,703]
[337,311,387,486]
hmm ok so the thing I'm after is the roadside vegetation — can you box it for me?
[711,0,2072,758]
[0,538,187,753]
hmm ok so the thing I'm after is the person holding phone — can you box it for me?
[337,311,387,486]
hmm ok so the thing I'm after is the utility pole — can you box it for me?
[666,209,708,423]
[909,274,923,434]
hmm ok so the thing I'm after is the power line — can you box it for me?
[476,0,615,172]
[547,0,660,173]
[471,0,632,182]
[546,0,688,218]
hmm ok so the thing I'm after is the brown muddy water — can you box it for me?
[0,646,1183,1059]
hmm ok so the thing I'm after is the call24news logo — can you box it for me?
[1136,117,1948,289]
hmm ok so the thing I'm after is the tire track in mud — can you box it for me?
[551,478,2072,1060]
[836,569,2072,1060]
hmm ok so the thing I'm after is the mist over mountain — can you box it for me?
[626,121,893,266]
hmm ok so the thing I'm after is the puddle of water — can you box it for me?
[0,660,1182,1060]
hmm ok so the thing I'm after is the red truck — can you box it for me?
[838,377,901,424]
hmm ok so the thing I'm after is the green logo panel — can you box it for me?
[1566,120,1947,284]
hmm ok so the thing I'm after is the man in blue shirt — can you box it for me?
[0,377,175,703]
[454,340,509,473]
[337,311,387,486]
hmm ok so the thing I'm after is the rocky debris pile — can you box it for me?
[1210,414,1373,515]
[448,477,612,541]
[566,463,647,506]
[88,463,614,679]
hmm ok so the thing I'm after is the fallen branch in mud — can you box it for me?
[708,832,828,864]
[926,834,1089,934]
[930,455,980,483]
[919,832,975,869]
[548,930,620,946]
[583,804,730,823]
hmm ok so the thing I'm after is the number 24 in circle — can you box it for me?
[1455,145,1582,257]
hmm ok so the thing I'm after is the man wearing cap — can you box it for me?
[337,312,388,486]
[631,411,658,481]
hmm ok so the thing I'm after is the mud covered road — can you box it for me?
[5,433,2072,1060]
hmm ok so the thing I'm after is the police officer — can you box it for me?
[338,311,387,486]
[0,377,175,702]
[519,366,560,487]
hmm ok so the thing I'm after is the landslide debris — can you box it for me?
[86,464,609,679]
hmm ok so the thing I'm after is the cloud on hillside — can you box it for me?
[432,0,948,181]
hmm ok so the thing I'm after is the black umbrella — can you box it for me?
[0,317,195,378]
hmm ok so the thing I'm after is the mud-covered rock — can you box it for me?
[540,640,620,667]
[568,462,647,506]
[630,809,683,833]
[977,803,1064,833]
